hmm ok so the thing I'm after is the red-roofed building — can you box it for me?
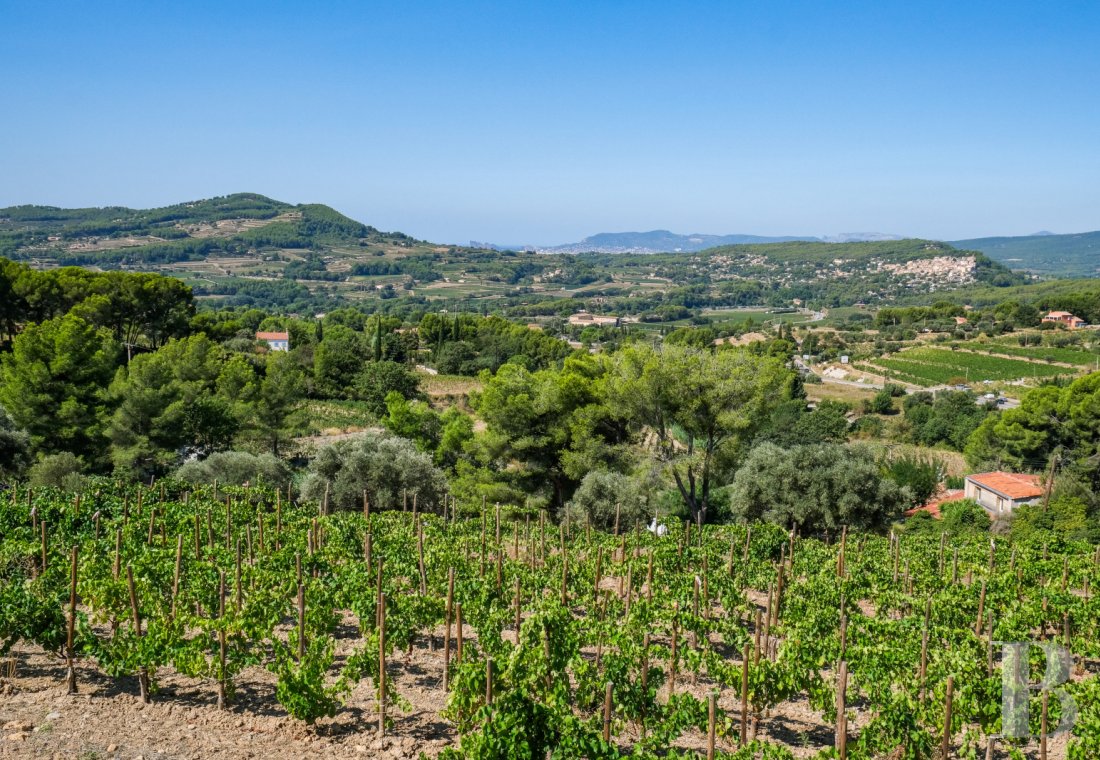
[904,488,965,520]
[256,331,290,351]
[1041,311,1086,329]
[964,472,1043,515]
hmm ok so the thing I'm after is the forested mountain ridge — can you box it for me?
[952,229,1100,278]
[0,192,419,267]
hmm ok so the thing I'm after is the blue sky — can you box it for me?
[2,1,1098,244]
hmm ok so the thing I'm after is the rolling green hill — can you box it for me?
[0,193,419,267]
[952,230,1100,278]
[0,193,1028,317]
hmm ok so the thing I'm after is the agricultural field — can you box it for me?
[867,347,1074,387]
[2,481,1099,758]
[291,399,377,436]
[964,341,1100,369]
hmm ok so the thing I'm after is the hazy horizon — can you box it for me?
[2,1,1098,244]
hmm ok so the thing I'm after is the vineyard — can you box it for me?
[964,343,1100,370]
[3,480,1100,759]
[865,348,1072,387]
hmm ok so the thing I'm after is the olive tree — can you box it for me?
[729,442,907,532]
[301,430,448,512]
[562,470,648,531]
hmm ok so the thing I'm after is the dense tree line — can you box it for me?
[0,258,193,348]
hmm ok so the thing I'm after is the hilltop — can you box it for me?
[952,229,1100,278]
[0,193,421,267]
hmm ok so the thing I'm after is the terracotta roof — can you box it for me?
[1045,311,1074,318]
[905,488,964,520]
[967,472,1043,500]
[256,331,289,341]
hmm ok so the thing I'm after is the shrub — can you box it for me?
[27,452,84,491]
[562,470,648,531]
[881,454,943,507]
[1009,497,1089,544]
[729,443,907,533]
[301,430,448,512]
[864,389,896,415]
[174,451,291,488]
[940,499,990,533]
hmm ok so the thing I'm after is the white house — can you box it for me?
[964,471,1043,515]
[256,331,290,351]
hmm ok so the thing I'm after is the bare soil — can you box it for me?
[0,604,1068,759]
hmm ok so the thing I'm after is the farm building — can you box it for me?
[256,331,290,351]
[1042,311,1086,329]
[964,472,1043,515]
[568,312,620,327]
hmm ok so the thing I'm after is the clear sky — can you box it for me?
[2,1,1098,244]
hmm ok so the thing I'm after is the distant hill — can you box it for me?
[537,230,906,253]
[0,192,420,267]
[820,232,905,243]
[951,230,1100,278]
[0,193,1027,315]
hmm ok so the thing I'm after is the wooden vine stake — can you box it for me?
[485,657,494,712]
[297,583,306,661]
[235,539,243,613]
[65,546,78,694]
[919,627,930,701]
[975,580,987,635]
[218,571,228,709]
[443,567,455,691]
[378,593,387,736]
[1040,690,1049,760]
[640,633,650,739]
[706,692,716,760]
[126,565,151,703]
[456,603,464,664]
[561,549,569,606]
[740,643,750,747]
[669,601,678,698]
[941,675,954,760]
[602,681,613,742]
[835,661,848,760]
